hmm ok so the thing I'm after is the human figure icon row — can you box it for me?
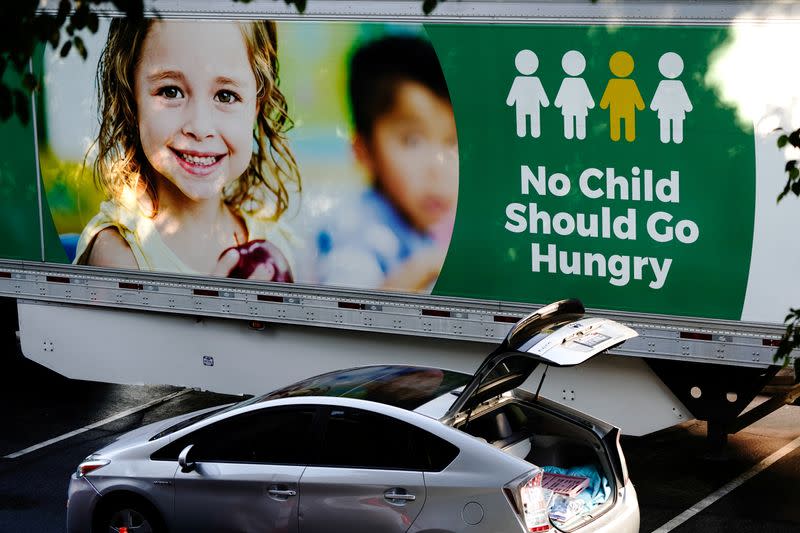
[506,49,692,143]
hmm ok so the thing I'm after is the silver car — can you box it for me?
[67,299,640,533]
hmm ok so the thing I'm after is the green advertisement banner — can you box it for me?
[4,17,798,322]
[428,25,755,318]
[0,67,42,262]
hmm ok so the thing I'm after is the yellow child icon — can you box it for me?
[600,51,645,142]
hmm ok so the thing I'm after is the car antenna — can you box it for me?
[534,365,549,401]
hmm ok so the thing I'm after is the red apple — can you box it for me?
[219,239,293,282]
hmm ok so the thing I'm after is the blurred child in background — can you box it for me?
[315,35,458,292]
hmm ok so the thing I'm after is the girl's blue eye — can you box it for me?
[216,90,240,104]
[157,86,183,99]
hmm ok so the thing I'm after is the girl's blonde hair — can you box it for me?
[93,18,300,219]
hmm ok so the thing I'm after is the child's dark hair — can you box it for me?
[349,35,450,137]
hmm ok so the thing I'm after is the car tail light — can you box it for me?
[76,455,110,477]
[504,468,551,532]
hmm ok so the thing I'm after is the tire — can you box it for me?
[95,497,164,533]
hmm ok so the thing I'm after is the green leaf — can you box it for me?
[75,37,87,60]
[116,0,145,20]
[60,40,72,58]
[72,3,90,30]
[22,73,38,92]
[786,160,798,172]
[49,29,61,49]
[88,12,100,33]
[792,181,800,196]
[791,167,800,181]
[778,135,789,148]
[286,0,307,12]
[789,129,800,148]
[423,0,440,14]
[57,0,71,25]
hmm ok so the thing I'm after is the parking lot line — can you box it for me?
[3,389,191,459]
[651,434,800,533]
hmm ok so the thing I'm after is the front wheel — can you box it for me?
[96,498,163,533]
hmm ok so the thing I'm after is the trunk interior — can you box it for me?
[455,398,616,530]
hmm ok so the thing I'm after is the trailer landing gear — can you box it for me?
[647,359,792,455]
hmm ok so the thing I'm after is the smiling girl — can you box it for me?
[75,19,300,280]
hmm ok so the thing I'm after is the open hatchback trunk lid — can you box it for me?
[445,299,638,419]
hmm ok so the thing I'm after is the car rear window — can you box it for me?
[318,406,459,471]
[262,365,471,411]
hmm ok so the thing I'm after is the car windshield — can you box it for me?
[258,365,472,411]
[149,408,227,440]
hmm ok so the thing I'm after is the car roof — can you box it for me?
[256,364,472,411]
[174,395,476,449]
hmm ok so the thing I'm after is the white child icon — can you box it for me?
[506,50,549,138]
[554,50,594,140]
[650,52,693,144]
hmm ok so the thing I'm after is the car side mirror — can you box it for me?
[178,444,196,473]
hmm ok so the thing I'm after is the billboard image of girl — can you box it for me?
[74,19,299,281]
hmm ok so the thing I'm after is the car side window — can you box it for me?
[416,428,461,472]
[152,406,317,465]
[316,407,458,471]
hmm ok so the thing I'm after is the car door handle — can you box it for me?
[268,488,297,497]
[384,490,416,502]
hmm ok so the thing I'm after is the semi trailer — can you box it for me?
[1,0,799,443]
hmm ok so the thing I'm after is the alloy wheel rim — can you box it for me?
[108,507,153,533]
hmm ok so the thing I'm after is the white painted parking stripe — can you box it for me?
[3,389,192,459]
[651,433,800,533]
